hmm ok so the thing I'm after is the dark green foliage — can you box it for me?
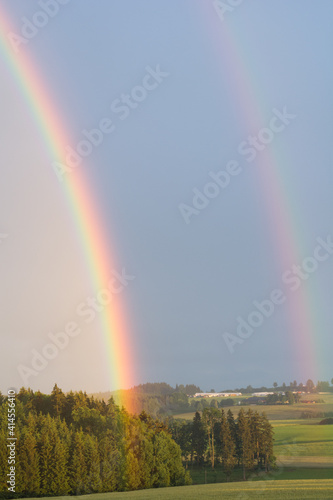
[318,417,333,425]
[170,408,274,481]
[191,411,207,465]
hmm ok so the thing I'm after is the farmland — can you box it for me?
[24,480,333,499]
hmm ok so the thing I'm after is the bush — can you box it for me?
[318,417,333,425]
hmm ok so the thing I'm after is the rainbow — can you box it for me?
[0,8,136,409]
[199,3,319,382]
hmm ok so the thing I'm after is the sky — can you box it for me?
[1,0,332,395]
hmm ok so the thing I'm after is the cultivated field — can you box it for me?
[24,480,333,499]
[179,393,333,421]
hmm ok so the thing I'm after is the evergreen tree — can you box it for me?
[99,432,121,492]
[220,410,236,480]
[260,413,274,471]
[248,410,261,468]
[52,434,70,494]
[32,390,52,415]
[84,434,102,492]
[70,430,88,494]
[137,431,155,489]
[0,427,8,492]
[178,421,192,466]
[125,449,141,490]
[50,383,66,418]
[237,409,253,480]
[39,415,55,495]
[39,414,70,495]
[202,407,220,469]
[191,411,206,465]
[16,414,40,495]
[63,390,76,424]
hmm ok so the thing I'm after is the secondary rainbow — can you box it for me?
[0,8,136,409]
[198,3,319,382]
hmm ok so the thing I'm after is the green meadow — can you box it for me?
[274,421,333,460]
[24,480,333,499]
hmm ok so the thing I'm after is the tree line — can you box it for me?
[170,408,274,481]
[92,383,202,418]
[0,385,190,497]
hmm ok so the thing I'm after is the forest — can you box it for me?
[0,385,275,497]
[0,385,190,497]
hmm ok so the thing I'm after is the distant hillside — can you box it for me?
[90,383,202,417]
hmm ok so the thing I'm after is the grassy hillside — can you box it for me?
[272,419,333,468]
[24,480,333,499]
[176,393,333,421]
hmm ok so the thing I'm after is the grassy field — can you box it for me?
[24,480,333,499]
[274,420,333,458]
[176,399,333,421]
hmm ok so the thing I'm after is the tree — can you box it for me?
[38,414,70,495]
[84,434,102,493]
[191,411,206,465]
[50,383,66,418]
[285,391,295,405]
[237,409,253,480]
[70,430,88,494]
[137,429,155,489]
[16,414,40,495]
[32,390,52,414]
[184,384,201,396]
[202,407,220,469]
[194,400,203,412]
[0,427,9,492]
[171,420,192,466]
[219,410,236,480]
[39,415,55,495]
[273,382,278,389]
[248,410,261,468]
[99,432,121,492]
[260,413,274,471]
[306,379,315,393]
[317,381,330,392]
[152,431,189,487]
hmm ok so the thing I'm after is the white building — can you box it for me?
[193,392,242,398]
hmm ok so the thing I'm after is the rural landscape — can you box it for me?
[1,2,332,499]
[1,378,333,498]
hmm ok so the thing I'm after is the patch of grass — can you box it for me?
[263,467,333,481]
[24,480,333,499]
[274,423,333,457]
